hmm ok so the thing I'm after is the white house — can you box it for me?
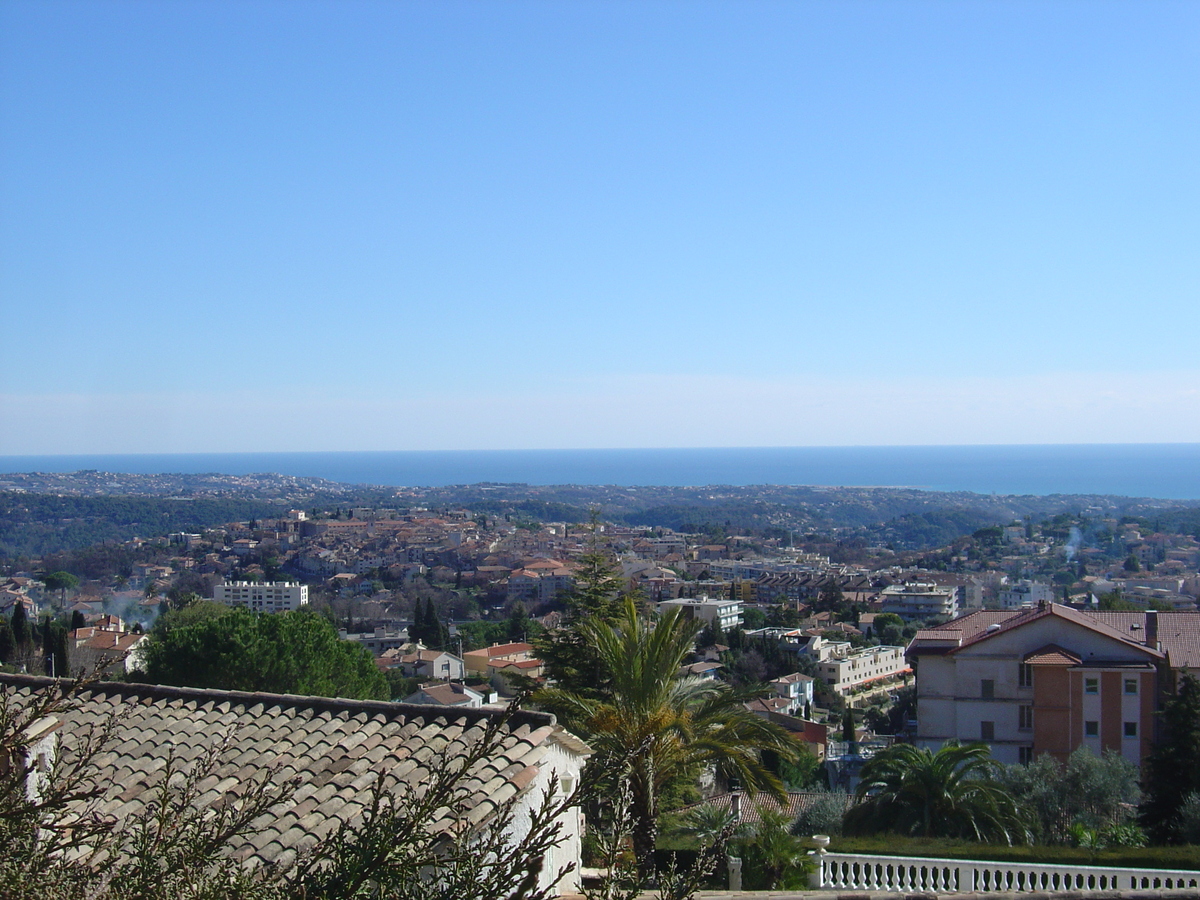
[770,672,815,715]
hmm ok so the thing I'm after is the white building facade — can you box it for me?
[880,583,959,621]
[803,635,910,696]
[214,581,309,612]
[657,596,743,631]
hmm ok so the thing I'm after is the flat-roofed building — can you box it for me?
[657,596,742,632]
[213,581,308,612]
[880,582,958,621]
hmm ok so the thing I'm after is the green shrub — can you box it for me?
[791,792,852,839]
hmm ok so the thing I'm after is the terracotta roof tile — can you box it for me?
[1023,644,1083,666]
[0,673,589,869]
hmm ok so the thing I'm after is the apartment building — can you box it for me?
[657,596,743,632]
[802,635,909,696]
[998,580,1055,610]
[880,582,958,621]
[213,581,309,612]
[907,603,1200,766]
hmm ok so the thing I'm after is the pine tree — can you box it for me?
[1141,674,1200,843]
[533,513,634,709]
[507,603,531,643]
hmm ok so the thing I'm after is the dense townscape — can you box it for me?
[3,471,1200,898]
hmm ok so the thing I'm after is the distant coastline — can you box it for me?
[2,444,1199,501]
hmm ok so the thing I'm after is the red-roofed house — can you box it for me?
[905,603,1196,766]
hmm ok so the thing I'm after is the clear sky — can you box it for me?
[2,0,1198,454]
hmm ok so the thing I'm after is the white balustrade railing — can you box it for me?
[815,851,1200,893]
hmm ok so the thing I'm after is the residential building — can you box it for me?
[404,681,491,708]
[998,580,1054,610]
[400,649,466,681]
[506,560,575,605]
[213,581,308,612]
[880,582,958,621]
[462,642,540,679]
[802,635,910,696]
[68,622,147,675]
[339,626,411,656]
[906,603,1200,766]
[769,672,815,715]
[657,596,742,631]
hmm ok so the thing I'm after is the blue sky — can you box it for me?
[2,0,1198,453]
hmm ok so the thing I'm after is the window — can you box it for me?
[1124,678,1138,695]
[981,721,995,741]
[1084,720,1099,737]
[1124,721,1138,738]
[1019,705,1034,730]
[981,679,995,700]
[1084,677,1099,694]
[1019,746,1034,765]
[1019,663,1033,688]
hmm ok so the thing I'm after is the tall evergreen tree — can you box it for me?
[507,603,532,643]
[0,616,14,664]
[1141,674,1200,843]
[410,598,430,646]
[11,603,31,653]
[533,515,630,707]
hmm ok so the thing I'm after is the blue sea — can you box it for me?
[2,445,1199,500]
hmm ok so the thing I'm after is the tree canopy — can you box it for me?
[141,607,388,701]
[1141,673,1200,843]
[844,741,1029,844]
[1001,747,1140,845]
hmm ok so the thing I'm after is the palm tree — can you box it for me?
[843,741,1029,844]
[669,801,738,859]
[539,597,799,876]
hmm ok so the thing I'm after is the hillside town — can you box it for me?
[4,496,1200,771]
[5,484,1200,897]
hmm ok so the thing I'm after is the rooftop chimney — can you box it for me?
[1145,610,1159,650]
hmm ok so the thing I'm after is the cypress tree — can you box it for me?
[1141,674,1200,843]
[413,598,436,647]
[11,602,30,650]
[0,616,14,664]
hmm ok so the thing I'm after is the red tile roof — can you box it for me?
[910,604,1167,662]
[1023,644,1082,666]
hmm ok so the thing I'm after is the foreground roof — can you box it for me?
[1,674,588,870]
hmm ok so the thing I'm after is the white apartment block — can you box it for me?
[998,580,1054,610]
[803,635,910,696]
[214,581,309,612]
[657,596,743,632]
[880,582,959,621]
